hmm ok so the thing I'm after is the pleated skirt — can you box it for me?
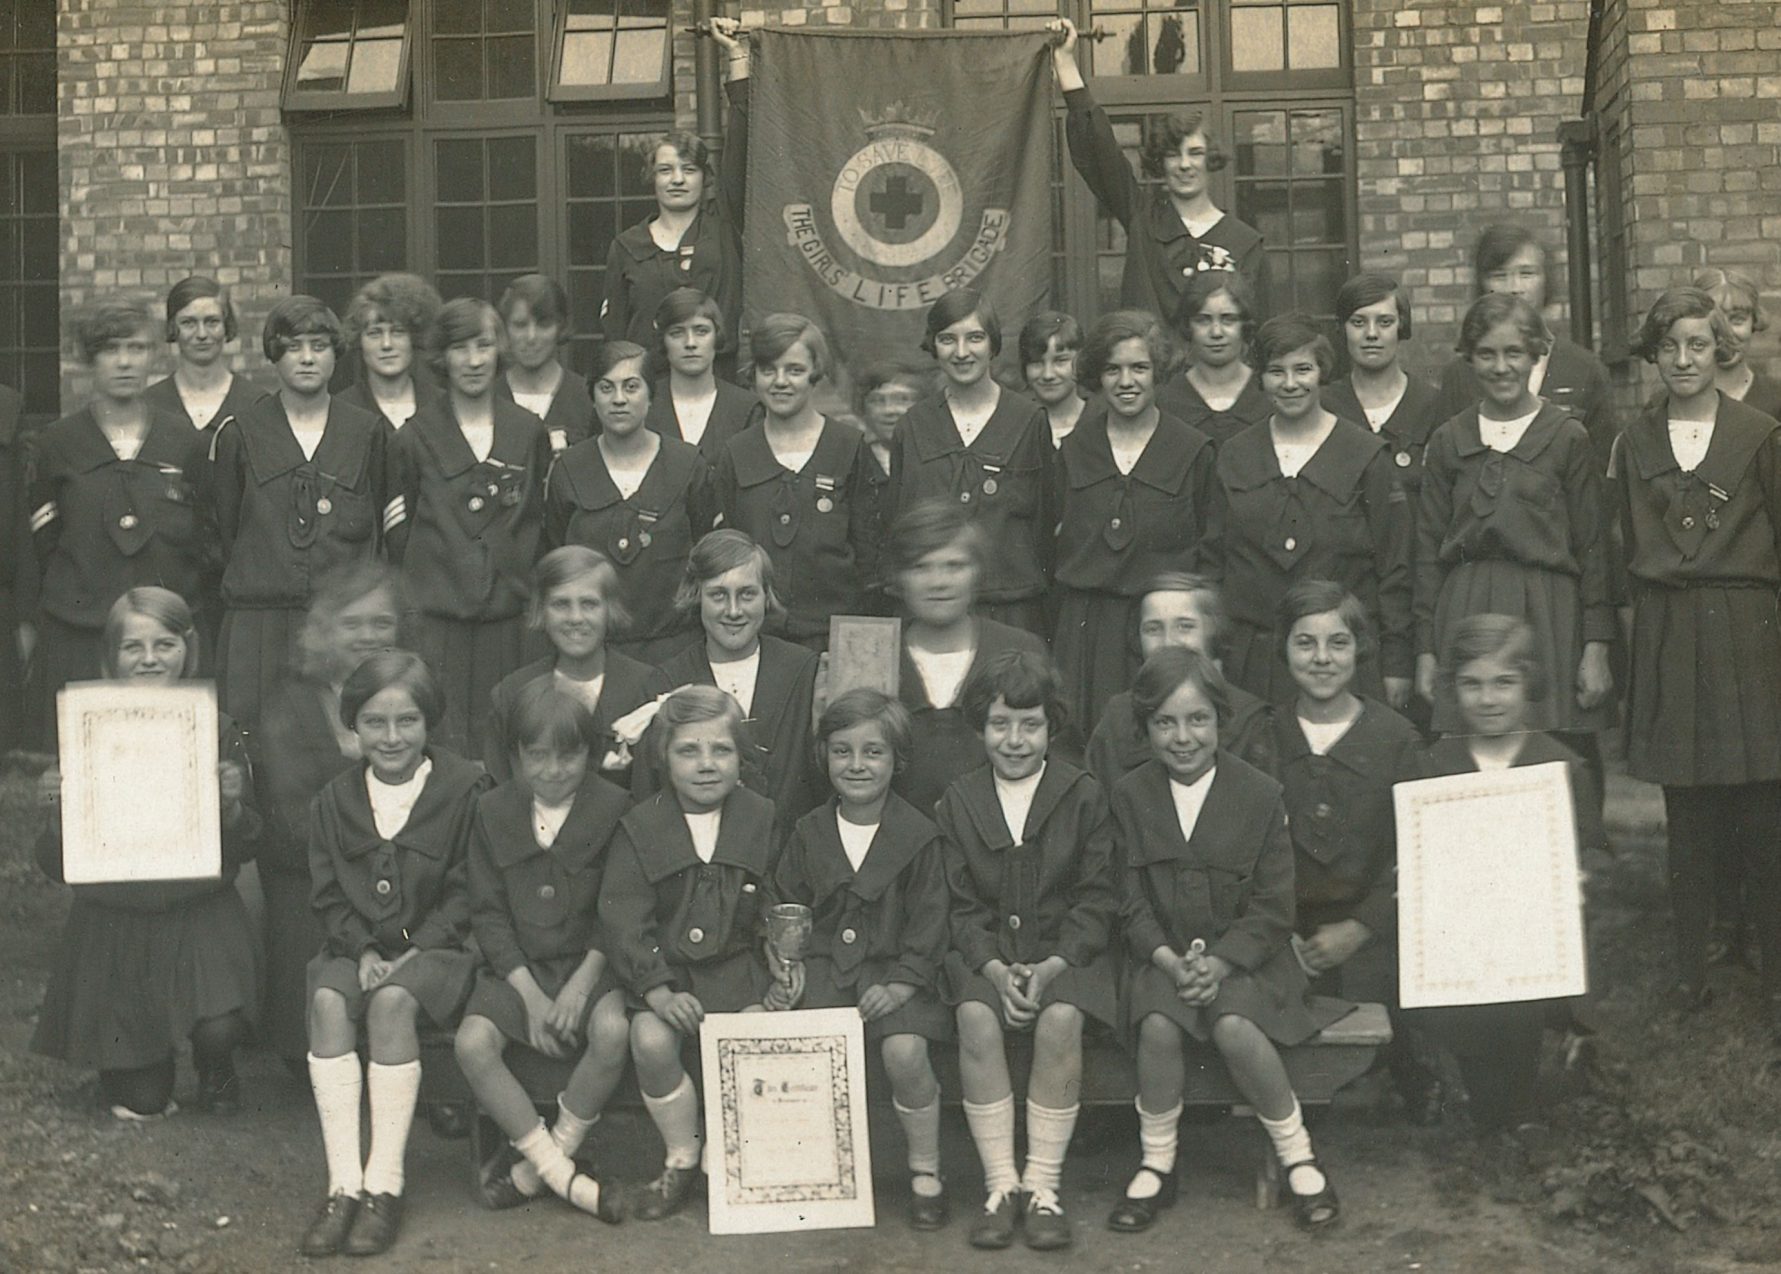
[944,949,1120,1031]
[308,947,475,1030]
[218,606,303,730]
[799,956,954,1044]
[408,612,530,762]
[465,954,622,1046]
[1124,946,1348,1047]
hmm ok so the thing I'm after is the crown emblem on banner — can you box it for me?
[857,102,940,141]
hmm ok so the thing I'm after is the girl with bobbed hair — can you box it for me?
[1691,266,1781,419]
[495,274,595,454]
[146,275,261,438]
[644,287,759,459]
[1018,310,1086,448]
[1156,270,1273,445]
[1321,272,1443,501]
[339,273,444,433]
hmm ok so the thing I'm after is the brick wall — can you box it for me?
[1349,0,1591,377]
[57,1,290,403]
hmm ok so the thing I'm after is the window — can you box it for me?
[1225,0,1343,80]
[947,0,1062,32]
[0,3,54,118]
[0,149,58,418]
[551,0,674,102]
[1089,0,1204,82]
[283,0,413,112]
[1229,106,1349,318]
[562,128,659,371]
[432,0,537,102]
[297,139,411,316]
[434,135,540,301]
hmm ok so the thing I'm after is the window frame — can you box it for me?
[281,0,417,115]
[548,0,676,105]
[1218,0,1351,94]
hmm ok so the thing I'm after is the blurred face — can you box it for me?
[173,297,228,368]
[1655,315,1720,402]
[276,332,337,398]
[516,740,589,807]
[1137,590,1212,661]
[982,696,1049,782]
[92,326,156,403]
[1718,294,1757,366]
[700,560,767,657]
[1344,297,1402,373]
[1483,243,1547,310]
[593,354,650,438]
[1146,679,1219,784]
[756,340,817,420]
[113,612,188,684]
[326,588,400,680]
[933,313,992,387]
[666,716,740,813]
[360,308,413,382]
[445,315,500,399]
[899,534,978,627]
[1024,337,1079,408]
[1161,131,1210,202]
[1188,291,1244,369]
[543,573,610,662]
[503,300,560,373]
[861,379,920,446]
[826,719,896,810]
[1286,610,1358,704]
[1262,342,1324,421]
[1454,651,1530,738]
[1102,337,1157,421]
[354,685,429,784]
[1468,320,1537,413]
[664,314,718,379]
[653,144,705,213]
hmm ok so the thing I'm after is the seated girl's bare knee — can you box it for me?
[956,1001,1002,1047]
[1138,1012,1184,1053]
[453,1015,503,1063]
[1035,1002,1083,1042]
[881,1033,929,1076]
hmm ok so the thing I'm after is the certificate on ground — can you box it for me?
[57,682,220,884]
[700,1008,875,1234]
[1394,761,1587,1008]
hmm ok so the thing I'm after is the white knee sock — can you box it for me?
[362,1060,422,1196]
[1258,1099,1326,1194]
[962,1094,1019,1196]
[893,1095,943,1194]
[641,1074,703,1171]
[308,1052,364,1197]
[1130,1098,1183,1197]
[513,1092,601,1196]
[515,1122,604,1214]
[1020,1101,1080,1196]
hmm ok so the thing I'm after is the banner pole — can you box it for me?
[694,0,724,170]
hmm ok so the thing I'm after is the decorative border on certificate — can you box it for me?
[827,615,900,699]
[700,1008,876,1235]
[1394,761,1587,1009]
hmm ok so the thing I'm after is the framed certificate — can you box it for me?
[1394,761,1587,1009]
[699,1008,876,1235]
[57,682,221,884]
[827,616,900,699]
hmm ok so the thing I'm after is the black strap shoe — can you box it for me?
[634,1165,700,1222]
[1106,1167,1178,1232]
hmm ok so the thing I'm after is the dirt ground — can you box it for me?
[1,763,1777,1274]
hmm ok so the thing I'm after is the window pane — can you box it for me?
[357,140,407,203]
[1233,110,1286,175]
[1097,13,1145,75]
[296,138,412,318]
[20,219,54,281]
[612,27,664,84]
[568,201,616,259]
[1147,12,1199,76]
[562,31,616,86]
[359,209,408,270]
[296,38,350,91]
[347,34,404,94]
[487,35,536,99]
[304,144,354,207]
[1229,5,1283,72]
[488,205,538,268]
[21,150,56,214]
[567,135,621,198]
[1291,108,1343,175]
[1287,4,1340,69]
[289,0,410,106]
[436,206,486,269]
[488,0,534,31]
[435,139,485,200]
[19,3,58,47]
[17,54,53,113]
[306,210,357,274]
[488,138,537,195]
[434,38,482,99]
[434,0,481,36]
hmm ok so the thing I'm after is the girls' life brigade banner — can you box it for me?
[743,29,1054,375]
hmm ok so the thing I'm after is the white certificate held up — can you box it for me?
[700,1007,875,1235]
[57,682,221,884]
[1394,760,1587,1009]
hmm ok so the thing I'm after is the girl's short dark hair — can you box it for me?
[1018,311,1084,370]
[650,132,714,184]
[1139,571,1226,654]
[674,528,785,620]
[297,560,407,681]
[1172,269,1257,349]
[817,688,914,772]
[1078,309,1174,388]
[165,276,239,343]
[1692,267,1768,333]
[1334,272,1412,341]
[527,545,632,635]
[1471,224,1546,299]
[508,679,598,757]
[887,498,986,579]
[74,298,156,363]
[652,683,745,768]
[1131,646,1231,731]
[344,273,442,347]
[340,649,443,731]
[1439,612,1548,703]
[650,287,726,379]
[102,587,200,680]
[262,295,346,363]
[961,649,1068,735]
[751,312,831,384]
[1250,313,1336,382]
[497,274,572,338]
[1139,108,1227,180]
[425,297,503,380]
[1631,286,1738,368]
[1277,578,1374,661]
[591,339,651,387]
[921,289,1002,358]
[851,357,932,412]
[1456,293,1553,361]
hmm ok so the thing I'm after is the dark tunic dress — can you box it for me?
[145,372,265,437]
[644,379,759,463]
[482,652,672,791]
[1320,373,1444,503]
[1156,371,1274,449]
[33,715,262,1070]
[1435,337,1619,473]
[1087,684,1275,788]
[464,775,631,1043]
[597,787,779,1014]
[336,377,446,438]
[307,748,492,1027]
[494,369,596,454]
[776,794,954,1043]
[935,761,1120,1029]
[1116,755,1346,1045]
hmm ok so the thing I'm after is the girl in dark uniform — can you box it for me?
[301,652,491,1258]
[1158,271,1273,446]
[1019,311,1085,450]
[1321,273,1442,500]
[644,288,758,461]
[937,651,1117,1252]
[146,276,262,438]
[387,298,550,761]
[496,275,595,456]
[1111,647,1342,1234]
[337,273,443,435]
[597,686,779,1221]
[547,339,714,666]
[776,690,953,1229]
[1694,267,1781,420]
